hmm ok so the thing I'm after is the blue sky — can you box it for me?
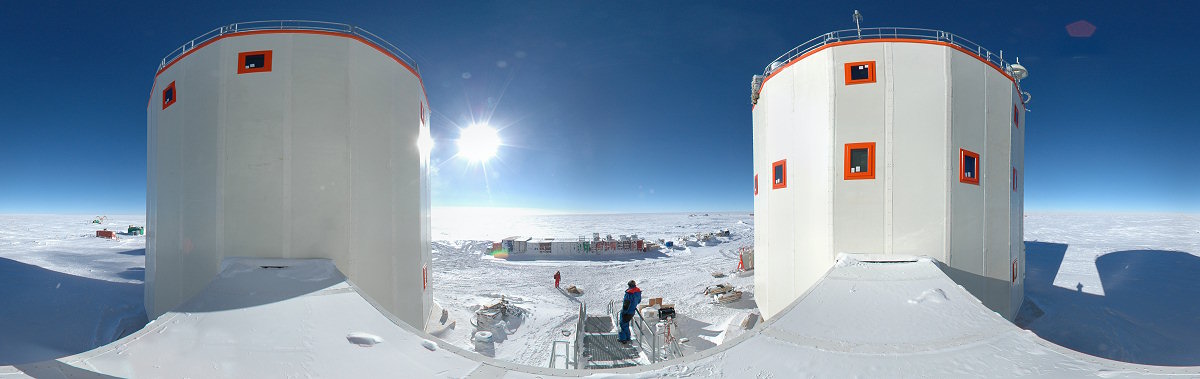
[0,1,1196,214]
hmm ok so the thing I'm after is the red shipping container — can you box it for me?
[96,230,116,239]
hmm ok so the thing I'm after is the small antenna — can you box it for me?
[853,10,863,39]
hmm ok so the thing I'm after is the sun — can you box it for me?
[457,123,501,162]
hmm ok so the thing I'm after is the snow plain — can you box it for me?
[0,211,1198,370]
[1019,212,1200,366]
[428,211,758,366]
[0,215,147,365]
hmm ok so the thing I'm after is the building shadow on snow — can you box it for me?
[12,359,123,379]
[1017,241,1200,366]
[171,260,348,314]
[116,267,145,281]
[117,248,145,256]
[1093,249,1200,366]
[670,314,719,352]
[1023,241,1068,288]
[0,257,148,366]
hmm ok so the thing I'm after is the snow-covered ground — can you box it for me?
[0,214,147,365]
[1019,212,1200,366]
[428,212,758,366]
[1,212,1198,369]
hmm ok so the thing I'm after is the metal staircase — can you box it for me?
[579,307,642,369]
[554,298,686,370]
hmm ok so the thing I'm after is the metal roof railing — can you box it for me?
[157,20,419,73]
[760,27,1014,79]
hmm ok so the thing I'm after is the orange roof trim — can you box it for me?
[758,38,1019,103]
[149,29,426,109]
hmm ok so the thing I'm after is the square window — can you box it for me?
[772,159,787,189]
[844,61,876,85]
[844,142,876,180]
[960,149,980,185]
[237,50,273,74]
[754,174,759,195]
[162,81,176,110]
[244,54,265,69]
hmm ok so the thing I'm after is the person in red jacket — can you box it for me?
[553,271,561,288]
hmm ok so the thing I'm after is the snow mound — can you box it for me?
[347,332,384,347]
[907,288,949,304]
[421,339,438,351]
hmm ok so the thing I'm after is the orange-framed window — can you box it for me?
[237,50,273,74]
[844,142,876,180]
[1012,167,1018,192]
[754,174,759,195]
[844,61,876,85]
[772,160,787,189]
[960,149,980,185]
[162,81,176,110]
[1013,105,1020,128]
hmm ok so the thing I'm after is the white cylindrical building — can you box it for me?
[751,29,1027,320]
[146,21,432,328]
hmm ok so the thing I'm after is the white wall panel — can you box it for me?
[889,44,949,260]
[178,44,223,300]
[790,51,833,301]
[764,67,796,318]
[1011,87,1026,316]
[752,94,770,315]
[948,50,987,297]
[984,70,1015,318]
[148,31,431,329]
[753,39,1025,321]
[831,44,886,256]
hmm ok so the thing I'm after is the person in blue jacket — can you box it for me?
[618,280,642,344]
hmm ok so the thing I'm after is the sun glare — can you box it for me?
[458,124,501,162]
[417,127,434,156]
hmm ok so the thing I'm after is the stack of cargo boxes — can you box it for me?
[576,239,592,253]
[501,236,530,254]
[536,239,553,253]
[498,234,647,255]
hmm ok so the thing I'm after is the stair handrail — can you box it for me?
[548,340,571,369]
[631,308,657,363]
[575,302,585,369]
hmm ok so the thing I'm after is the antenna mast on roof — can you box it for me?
[853,10,863,39]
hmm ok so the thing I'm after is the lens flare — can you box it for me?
[417,127,434,156]
[457,124,500,162]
